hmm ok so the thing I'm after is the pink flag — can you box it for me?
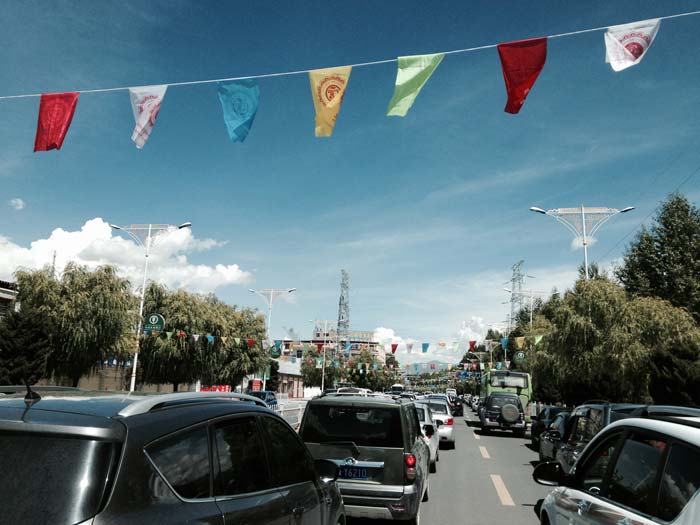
[391,343,398,354]
[34,92,79,151]
[129,85,167,148]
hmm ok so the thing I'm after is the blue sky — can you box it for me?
[2,0,700,361]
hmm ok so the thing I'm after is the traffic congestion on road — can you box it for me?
[2,382,699,524]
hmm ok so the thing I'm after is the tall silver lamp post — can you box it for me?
[249,288,296,389]
[110,222,191,392]
[530,205,634,279]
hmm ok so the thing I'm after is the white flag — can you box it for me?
[129,85,167,148]
[605,19,660,72]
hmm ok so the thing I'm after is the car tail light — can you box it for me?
[405,454,417,482]
[445,418,454,426]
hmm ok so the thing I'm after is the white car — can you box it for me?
[534,406,700,525]
[424,399,455,449]
[415,401,440,472]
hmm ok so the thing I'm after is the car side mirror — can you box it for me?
[315,459,339,483]
[423,424,435,438]
[532,461,569,487]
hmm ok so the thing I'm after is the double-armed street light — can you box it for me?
[110,222,192,392]
[530,205,634,279]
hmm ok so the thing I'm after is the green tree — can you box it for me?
[266,359,280,392]
[0,309,51,385]
[617,194,700,319]
[300,348,346,388]
[15,264,135,387]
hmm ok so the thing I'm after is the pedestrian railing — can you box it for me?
[275,399,307,430]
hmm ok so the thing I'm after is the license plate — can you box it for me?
[338,466,369,480]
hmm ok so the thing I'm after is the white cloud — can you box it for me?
[0,217,253,293]
[8,198,24,210]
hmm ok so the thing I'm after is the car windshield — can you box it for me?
[301,404,403,448]
[488,396,521,410]
[428,402,449,414]
[0,432,117,524]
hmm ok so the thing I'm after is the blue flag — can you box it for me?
[274,340,282,351]
[206,335,215,344]
[501,337,509,349]
[422,343,429,353]
[345,343,352,352]
[217,80,260,142]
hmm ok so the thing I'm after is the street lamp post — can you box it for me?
[110,222,191,392]
[530,205,634,279]
[249,288,296,389]
[310,319,338,392]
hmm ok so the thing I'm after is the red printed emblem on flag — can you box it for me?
[34,92,79,152]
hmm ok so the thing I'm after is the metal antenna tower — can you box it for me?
[508,260,525,328]
[337,269,350,344]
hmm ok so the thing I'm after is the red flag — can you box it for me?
[247,338,255,348]
[34,92,79,151]
[469,340,476,351]
[316,343,324,353]
[430,363,436,370]
[497,38,547,114]
[391,343,398,354]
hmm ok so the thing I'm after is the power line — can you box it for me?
[1,10,699,101]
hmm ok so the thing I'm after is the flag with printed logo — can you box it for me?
[386,53,444,116]
[309,66,351,137]
[34,92,79,152]
[217,79,260,142]
[129,85,167,148]
[605,19,660,72]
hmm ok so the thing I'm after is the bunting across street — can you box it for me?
[10,10,695,152]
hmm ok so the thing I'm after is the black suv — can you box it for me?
[299,395,431,524]
[554,400,643,473]
[478,393,526,437]
[0,388,344,525]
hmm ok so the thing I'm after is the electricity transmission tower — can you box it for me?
[508,261,525,328]
[337,270,350,344]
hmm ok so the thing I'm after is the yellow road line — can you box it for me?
[479,446,490,459]
[490,474,515,506]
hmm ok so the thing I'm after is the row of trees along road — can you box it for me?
[0,266,267,390]
[484,194,700,407]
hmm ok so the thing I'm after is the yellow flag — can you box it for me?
[515,337,525,349]
[309,66,351,137]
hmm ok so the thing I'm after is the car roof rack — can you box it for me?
[117,392,267,417]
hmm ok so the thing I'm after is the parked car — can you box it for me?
[479,393,526,437]
[415,401,440,472]
[425,399,456,449]
[534,406,700,525]
[531,406,570,446]
[554,401,644,473]
[247,389,278,409]
[538,410,571,462]
[0,388,344,525]
[299,395,430,524]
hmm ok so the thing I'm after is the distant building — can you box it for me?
[280,328,387,366]
[276,359,303,398]
[0,280,18,318]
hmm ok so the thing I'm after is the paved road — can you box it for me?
[350,406,550,525]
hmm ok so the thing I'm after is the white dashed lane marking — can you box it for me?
[473,431,480,440]
[479,446,490,459]
[490,474,516,506]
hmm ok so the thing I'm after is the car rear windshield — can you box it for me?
[428,402,448,414]
[0,431,117,524]
[301,404,403,448]
[487,396,522,409]
[490,372,528,388]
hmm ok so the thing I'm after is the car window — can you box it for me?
[415,407,426,422]
[657,442,700,521]
[548,414,563,431]
[261,416,316,486]
[301,404,403,448]
[577,433,621,493]
[213,417,271,496]
[428,402,448,414]
[584,409,604,441]
[0,432,116,525]
[410,406,421,442]
[606,433,667,515]
[147,426,211,499]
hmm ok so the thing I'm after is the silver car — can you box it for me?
[415,401,440,472]
[425,399,455,449]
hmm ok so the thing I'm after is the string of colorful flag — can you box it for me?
[13,11,697,151]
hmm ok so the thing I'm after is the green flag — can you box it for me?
[234,337,241,345]
[534,335,544,345]
[387,53,444,117]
